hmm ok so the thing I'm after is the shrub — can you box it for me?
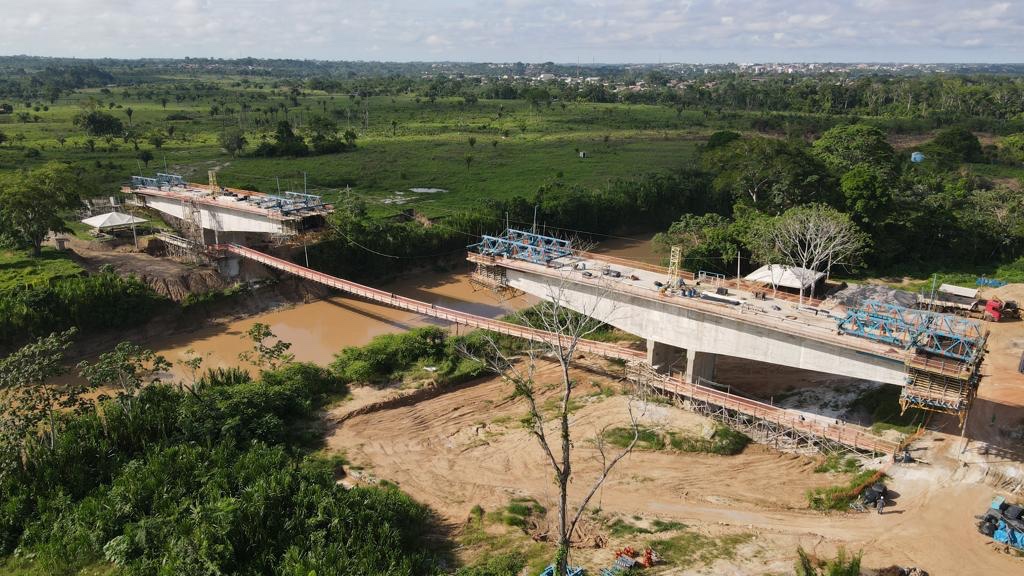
[669,426,750,455]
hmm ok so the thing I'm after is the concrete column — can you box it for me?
[646,339,683,373]
[684,350,717,384]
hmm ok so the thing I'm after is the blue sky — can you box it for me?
[0,0,1021,63]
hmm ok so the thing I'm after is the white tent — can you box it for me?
[744,263,825,291]
[81,211,147,230]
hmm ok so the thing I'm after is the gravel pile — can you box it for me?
[831,283,919,308]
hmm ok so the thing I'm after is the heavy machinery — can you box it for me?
[976,496,1024,552]
[916,284,1019,322]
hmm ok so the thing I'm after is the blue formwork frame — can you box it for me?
[470,229,573,265]
[837,299,984,363]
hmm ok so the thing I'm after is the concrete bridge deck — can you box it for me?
[470,252,912,386]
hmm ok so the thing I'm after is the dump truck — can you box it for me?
[916,284,1019,322]
[976,496,1024,552]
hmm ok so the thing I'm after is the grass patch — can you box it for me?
[649,530,754,570]
[604,426,666,451]
[668,425,751,455]
[814,455,861,474]
[459,504,551,575]
[0,248,83,291]
[607,517,686,537]
[806,469,880,512]
[489,497,546,531]
[604,425,750,455]
[850,386,924,435]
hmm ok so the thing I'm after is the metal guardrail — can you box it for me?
[219,244,645,362]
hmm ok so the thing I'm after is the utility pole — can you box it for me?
[929,274,938,312]
[736,249,741,288]
[276,176,281,194]
[533,205,538,233]
[303,171,308,194]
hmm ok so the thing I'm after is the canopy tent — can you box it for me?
[81,211,147,230]
[744,263,825,291]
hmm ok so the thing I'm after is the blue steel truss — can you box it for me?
[837,299,984,363]
[836,300,920,348]
[470,229,573,264]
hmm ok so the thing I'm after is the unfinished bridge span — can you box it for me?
[219,243,898,455]
[469,229,986,427]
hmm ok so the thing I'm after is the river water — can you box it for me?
[145,232,658,377]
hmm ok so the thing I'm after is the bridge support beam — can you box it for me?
[685,350,717,384]
[646,339,683,373]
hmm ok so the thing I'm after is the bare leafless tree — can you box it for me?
[459,273,643,575]
[756,204,867,303]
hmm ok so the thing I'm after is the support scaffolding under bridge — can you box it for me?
[836,299,987,426]
[626,362,899,456]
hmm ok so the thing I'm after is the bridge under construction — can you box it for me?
[216,242,901,456]
[468,229,986,429]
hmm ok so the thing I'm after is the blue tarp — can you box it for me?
[992,520,1024,551]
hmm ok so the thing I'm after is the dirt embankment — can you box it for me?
[63,236,230,301]
[325,359,1024,574]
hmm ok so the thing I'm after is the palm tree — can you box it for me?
[124,107,133,128]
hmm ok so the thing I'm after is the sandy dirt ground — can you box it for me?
[60,235,229,300]
[325,360,1024,574]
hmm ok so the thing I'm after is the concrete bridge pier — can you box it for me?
[685,350,717,384]
[646,339,683,372]
[646,339,717,383]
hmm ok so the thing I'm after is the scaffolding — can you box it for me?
[667,245,682,287]
[837,300,985,364]
[837,300,987,425]
[625,361,898,456]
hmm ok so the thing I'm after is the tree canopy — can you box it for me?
[811,124,896,175]
[0,162,85,255]
[703,137,835,215]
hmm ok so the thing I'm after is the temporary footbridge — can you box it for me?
[217,243,642,362]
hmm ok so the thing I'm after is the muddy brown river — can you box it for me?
[144,232,658,378]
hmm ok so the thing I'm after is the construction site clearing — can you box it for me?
[218,237,1024,572]
[96,177,1024,573]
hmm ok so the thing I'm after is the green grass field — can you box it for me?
[0,84,707,218]
[0,248,83,291]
